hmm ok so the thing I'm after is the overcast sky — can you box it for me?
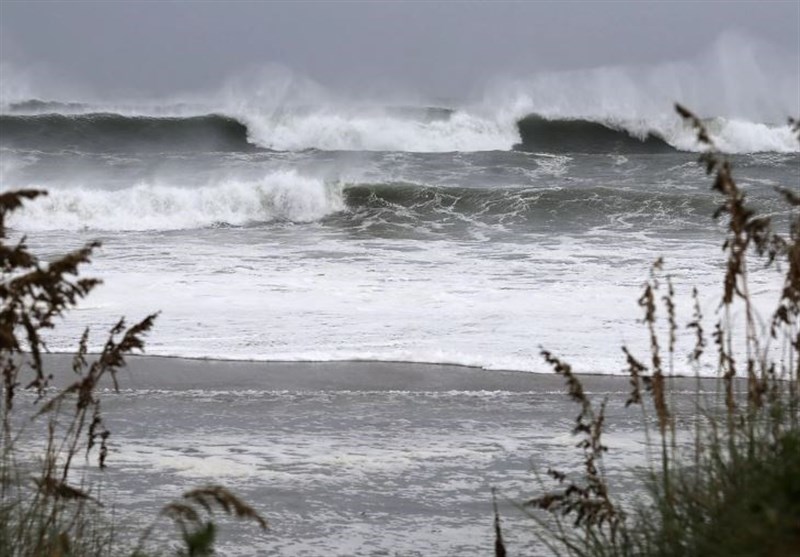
[1,1,798,100]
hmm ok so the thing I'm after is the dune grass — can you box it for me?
[497,106,800,556]
[0,190,266,556]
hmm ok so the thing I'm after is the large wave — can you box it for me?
[2,33,797,154]
[0,113,257,153]
[7,170,342,231]
[515,115,798,154]
[0,105,517,153]
[515,115,674,154]
[10,175,775,233]
[2,105,796,155]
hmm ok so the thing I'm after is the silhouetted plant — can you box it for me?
[0,190,266,556]
[135,485,267,557]
[498,106,800,556]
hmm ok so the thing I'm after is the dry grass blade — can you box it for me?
[33,477,100,505]
[162,502,202,526]
[531,350,622,539]
[2,240,102,394]
[492,488,507,557]
[675,103,712,145]
[2,188,266,557]
[72,327,90,374]
[517,105,799,557]
[182,486,268,530]
[687,287,706,363]
[0,190,47,238]
[540,349,587,408]
[622,346,646,407]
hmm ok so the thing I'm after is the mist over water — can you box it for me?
[2,34,798,154]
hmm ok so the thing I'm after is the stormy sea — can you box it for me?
[2,73,798,554]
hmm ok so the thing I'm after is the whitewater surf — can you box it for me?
[2,104,797,154]
[2,88,796,373]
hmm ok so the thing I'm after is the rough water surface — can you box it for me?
[2,86,797,555]
[2,105,796,373]
[35,357,718,556]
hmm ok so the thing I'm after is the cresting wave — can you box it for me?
[516,116,799,154]
[7,175,744,232]
[516,115,674,154]
[2,102,797,154]
[8,170,342,231]
[0,105,514,153]
[0,113,256,153]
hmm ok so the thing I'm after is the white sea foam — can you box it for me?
[220,41,799,154]
[238,108,516,152]
[231,107,797,154]
[594,117,799,154]
[7,170,343,231]
[480,32,799,154]
[31,225,781,377]
[0,150,38,183]
[671,118,799,153]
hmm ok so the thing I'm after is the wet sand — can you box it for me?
[46,353,719,392]
[34,355,720,556]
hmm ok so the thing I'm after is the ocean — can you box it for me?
[1,98,797,373]
[1,92,798,554]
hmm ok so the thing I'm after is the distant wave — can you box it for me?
[1,102,797,154]
[7,99,92,113]
[0,113,257,153]
[515,115,674,154]
[514,114,800,154]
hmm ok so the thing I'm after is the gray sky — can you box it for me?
[1,1,798,100]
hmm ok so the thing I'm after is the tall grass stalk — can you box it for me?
[0,190,267,556]
[498,106,800,557]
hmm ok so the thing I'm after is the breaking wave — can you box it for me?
[7,170,342,231]
[9,176,775,233]
[0,106,515,153]
[2,33,797,154]
[1,104,796,155]
[0,113,256,153]
[515,116,674,154]
[515,115,799,154]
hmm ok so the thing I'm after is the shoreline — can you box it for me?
[41,352,725,393]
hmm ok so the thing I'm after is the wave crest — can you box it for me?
[239,107,516,152]
[0,113,255,153]
[8,170,342,231]
[514,115,798,154]
[515,116,674,153]
[1,106,796,155]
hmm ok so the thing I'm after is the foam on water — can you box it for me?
[8,170,343,231]
[2,33,796,375]
[3,109,796,155]
[239,108,517,152]
[24,223,782,376]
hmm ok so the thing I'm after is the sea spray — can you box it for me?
[2,109,796,154]
[8,170,343,231]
